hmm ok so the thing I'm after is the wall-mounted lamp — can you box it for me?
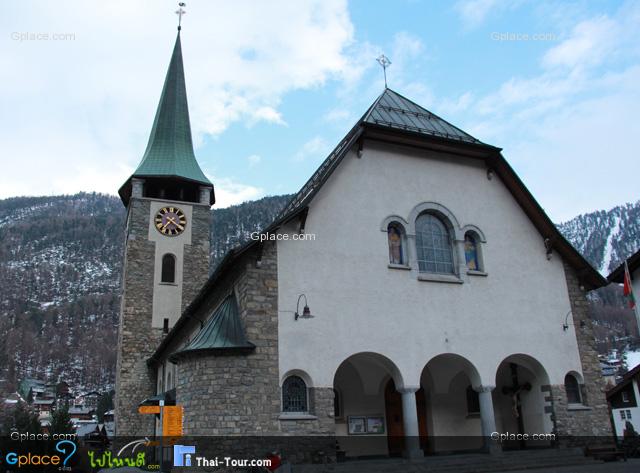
[562,310,572,331]
[562,310,586,331]
[486,168,494,180]
[294,294,314,321]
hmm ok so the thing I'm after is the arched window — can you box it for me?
[565,374,582,404]
[161,254,176,283]
[464,232,480,271]
[415,213,454,274]
[282,376,308,413]
[387,223,405,265]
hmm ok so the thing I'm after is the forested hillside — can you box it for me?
[0,193,637,394]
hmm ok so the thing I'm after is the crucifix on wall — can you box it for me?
[501,363,531,446]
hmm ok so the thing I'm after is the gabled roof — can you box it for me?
[364,88,483,145]
[150,87,607,364]
[169,294,255,362]
[607,363,640,398]
[608,248,640,283]
[119,31,212,205]
[276,88,497,222]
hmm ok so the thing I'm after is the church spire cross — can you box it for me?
[175,2,186,31]
[376,54,392,88]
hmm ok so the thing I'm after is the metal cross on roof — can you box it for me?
[376,54,392,88]
[175,2,186,31]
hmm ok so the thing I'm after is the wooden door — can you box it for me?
[385,379,404,456]
[416,387,428,453]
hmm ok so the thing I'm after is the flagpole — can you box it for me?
[625,259,640,342]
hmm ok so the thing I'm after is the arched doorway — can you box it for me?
[333,352,407,458]
[384,379,427,456]
[420,354,483,453]
[494,354,552,450]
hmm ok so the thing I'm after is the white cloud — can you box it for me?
[0,0,356,198]
[209,176,264,208]
[453,2,640,220]
[251,107,287,126]
[437,91,474,115]
[247,154,262,168]
[454,0,500,29]
[323,108,351,123]
[542,15,618,70]
[293,136,329,162]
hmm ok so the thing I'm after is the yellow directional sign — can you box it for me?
[162,406,184,437]
[138,405,161,414]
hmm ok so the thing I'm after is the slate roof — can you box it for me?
[275,88,493,222]
[607,363,640,398]
[119,31,212,204]
[608,248,640,283]
[149,86,607,365]
[364,88,482,144]
[169,294,255,361]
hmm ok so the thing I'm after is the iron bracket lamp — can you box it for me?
[294,294,314,321]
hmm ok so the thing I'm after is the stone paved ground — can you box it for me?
[499,459,640,473]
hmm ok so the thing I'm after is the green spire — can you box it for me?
[119,31,212,204]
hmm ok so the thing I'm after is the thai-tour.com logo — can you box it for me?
[3,439,76,469]
[173,444,196,466]
[173,444,274,469]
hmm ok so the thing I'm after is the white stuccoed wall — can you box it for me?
[277,140,583,391]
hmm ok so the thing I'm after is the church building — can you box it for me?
[115,28,612,460]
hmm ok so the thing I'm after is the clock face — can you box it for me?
[154,206,187,236]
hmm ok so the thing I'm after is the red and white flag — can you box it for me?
[623,260,636,309]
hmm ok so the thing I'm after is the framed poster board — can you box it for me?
[366,416,385,434]
[347,415,385,435]
[347,416,366,435]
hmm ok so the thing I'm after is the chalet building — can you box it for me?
[69,406,95,422]
[607,364,640,438]
[33,399,55,416]
[114,28,613,459]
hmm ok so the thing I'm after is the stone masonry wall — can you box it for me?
[279,387,336,435]
[115,198,211,436]
[553,261,612,438]
[178,241,281,435]
[182,204,211,310]
[175,241,335,461]
[115,198,159,436]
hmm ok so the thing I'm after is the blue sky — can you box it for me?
[1,0,638,221]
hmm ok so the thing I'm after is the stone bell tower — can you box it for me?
[114,27,214,436]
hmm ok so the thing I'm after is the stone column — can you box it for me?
[475,385,500,455]
[131,178,144,198]
[199,186,211,205]
[399,387,423,459]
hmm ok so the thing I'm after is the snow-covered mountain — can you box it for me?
[0,193,637,395]
[558,201,640,275]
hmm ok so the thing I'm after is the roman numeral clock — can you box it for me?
[154,206,187,236]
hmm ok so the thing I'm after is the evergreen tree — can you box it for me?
[49,407,75,434]
[96,391,114,423]
[2,403,41,435]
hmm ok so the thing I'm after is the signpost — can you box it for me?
[138,405,161,415]
[162,406,184,437]
[139,402,184,470]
